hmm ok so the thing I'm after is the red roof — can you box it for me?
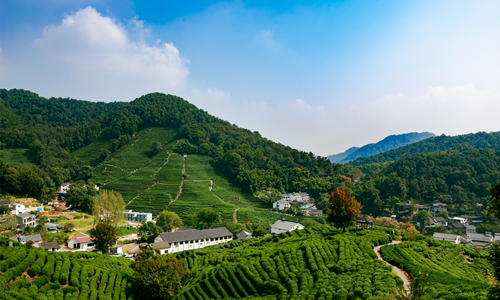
[70,233,93,243]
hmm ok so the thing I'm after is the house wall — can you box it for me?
[67,239,94,251]
[158,236,233,254]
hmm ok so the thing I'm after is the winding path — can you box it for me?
[233,208,239,223]
[373,240,410,292]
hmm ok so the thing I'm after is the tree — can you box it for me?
[150,141,162,156]
[193,208,221,229]
[66,183,97,212]
[99,149,111,162]
[138,222,161,243]
[63,223,75,232]
[413,210,433,231]
[488,242,500,299]
[488,182,500,219]
[89,220,117,253]
[131,249,191,300]
[92,190,125,226]
[327,186,361,232]
[0,215,17,237]
[156,211,183,232]
[436,210,449,219]
[0,205,10,215]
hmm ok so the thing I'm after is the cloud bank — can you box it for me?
[2,6,189,101]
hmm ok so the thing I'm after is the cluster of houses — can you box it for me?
[273,192,323,216]
[430,214,497,248]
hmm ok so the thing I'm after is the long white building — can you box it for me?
[154,227,233,253]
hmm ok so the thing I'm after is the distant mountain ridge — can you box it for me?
[328,132,435,163]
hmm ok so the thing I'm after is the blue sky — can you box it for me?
[1,0,499,156]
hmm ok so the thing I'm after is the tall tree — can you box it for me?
[194,208,222,229]
[156,211,183,233]
[488,182,500,219]
[92,190,125,226]
[138,221,161,243]
[89,220,117,254]
[131,249,191,300]
[413,210,433,231]
[327,186,361,232]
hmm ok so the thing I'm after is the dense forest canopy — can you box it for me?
[348,131,500,173]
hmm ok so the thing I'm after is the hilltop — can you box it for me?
[328,132,435,164]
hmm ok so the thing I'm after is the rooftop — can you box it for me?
[433,233,459,240]
[271,220,302,231]
[40,242,60,250]
[16,212,35,219]
[151,241,171,250]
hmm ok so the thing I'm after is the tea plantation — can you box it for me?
[0,239,133,300]
[74,127,292,224]
[380,238,492,299]
[0,227,494,300]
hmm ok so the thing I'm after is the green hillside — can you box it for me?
[349,131,500,173]
[329,132,435,164]
[74,127,296,224]
[0,149,37,167]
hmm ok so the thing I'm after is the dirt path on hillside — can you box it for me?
[374,241,410,293]
[153,153,172,178]
[233,208,239,223]
[127,182,158,205]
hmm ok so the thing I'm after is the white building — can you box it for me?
[60,183,99,193]
[123,211,153,223]
[154,227,233,254]
[10,203,26,215]
[450,217,467,224]
[432,232,461,244]
[16,213,37,232]
[67,233,94,251]
[271,219,304,234]
[273,200,291,211]
[151,241,171,254]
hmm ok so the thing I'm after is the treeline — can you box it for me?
[349,131,500,173]
[355,149,500,215]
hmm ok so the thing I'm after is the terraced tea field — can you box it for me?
[0,240,133,300]
[76,127,295,224]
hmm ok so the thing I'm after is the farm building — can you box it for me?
[154,227,233,253]
[271,219,304,234]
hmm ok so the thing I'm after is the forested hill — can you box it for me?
[0,89,353,202]
[356,148,500,216]
[348,131,500,173]
[328,132,435,164]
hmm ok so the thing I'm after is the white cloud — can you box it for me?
[3,6,189,101]
[191,87,231,105]
[253,30,283,53]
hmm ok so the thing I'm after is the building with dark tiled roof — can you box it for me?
[40,242,61,252]
[154,227,233,253]
[16,213,37,232]
[236,231,253,240]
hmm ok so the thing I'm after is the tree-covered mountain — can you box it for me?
[349,131,500,173]
[0,89,356,203]
[355,148,500,216]
[328,132,435,164]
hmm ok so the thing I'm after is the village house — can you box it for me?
[67,233,94,251]
[16,213,37,232]
[236,231,253,239]
[431,202,447,214]
[463,232,494,248]
[151,241,171,254]
[109,244,123,255]
[431,217,448,227]
[302,208,323,216]
[45,222,64,232]
[123,210,153,223]
[465,224,476,234]
[273,199,291,211]
[432,232,461,244]
[271,219,304,234]
[40,242,62,252]
[10,234,43,245]
[154,227,233,253]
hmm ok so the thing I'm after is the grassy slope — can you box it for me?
[0,148,37,167]
[75,127,295,224]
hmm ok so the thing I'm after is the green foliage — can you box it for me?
[380,238,492,299]
[131,249,191,300]
[156,211,183,233]
[90,221,118,253]
[138,222,161,243]
[489,182,500,219]
[349,131,500,170]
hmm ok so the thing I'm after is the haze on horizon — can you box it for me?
[1,0,499,157]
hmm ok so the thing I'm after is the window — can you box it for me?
[180,241,183,245]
